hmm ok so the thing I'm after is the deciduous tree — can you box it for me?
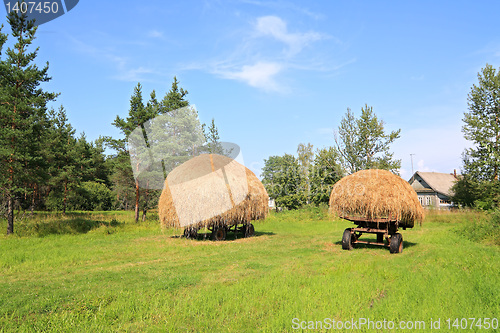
[309,147,343,205]
[334,105,401,174]
[462,64,500,182]
[261,154,304,209]
[297,143,314,201]
[453,64,500,208]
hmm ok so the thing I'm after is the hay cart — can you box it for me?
[341,214,410,254]
[183,222,255,241]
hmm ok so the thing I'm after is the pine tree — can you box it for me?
[202,118,224,154]
[112,83,154,222]
[0,12,57,234]
[45,106,78,214]
[109,78,204,219]
[161,76,188,113]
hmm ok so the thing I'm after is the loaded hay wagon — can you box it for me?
[158,154,269,241]
[329,169,424,253]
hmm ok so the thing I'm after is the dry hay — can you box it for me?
[329,169,424,227]
[159,154,269,230]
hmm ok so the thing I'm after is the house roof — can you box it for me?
[409,171,458,197]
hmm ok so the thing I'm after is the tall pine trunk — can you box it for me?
[134,162,140,222]
[134,180,140,223]
[30,187,35,216]
[63,179,68,214]
[495,114,499,181]
[142,186,149,222]
[7,192,14,235]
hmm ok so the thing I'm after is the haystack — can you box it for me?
[158,154,269,230]
[329,169,424,228]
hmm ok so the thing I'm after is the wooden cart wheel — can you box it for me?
[390,233,403,254]
[211,226,227,241]
[183,228,198,239]
[244,223,255,238]
[189,229,198,239]
[342,228,354,250]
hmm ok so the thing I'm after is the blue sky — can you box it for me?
[2,1,499,179]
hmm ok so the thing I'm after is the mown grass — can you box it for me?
[0,207,498,332]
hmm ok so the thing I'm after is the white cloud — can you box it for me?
[255,16,324,56]
[147,30,164,39]
[214,61,285,92]
[69,35,163,83]
[204,15,332,92]
[113,66,155,82]
[239,0,324,20]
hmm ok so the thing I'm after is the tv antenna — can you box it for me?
[410,154,415,175]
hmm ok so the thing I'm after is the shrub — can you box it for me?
[275,194,306,210]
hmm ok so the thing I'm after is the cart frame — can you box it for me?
[183,221,255,241]
[341,215,405,253]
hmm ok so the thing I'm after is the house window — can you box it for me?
[418,196,424,206]
[425,196,432,206]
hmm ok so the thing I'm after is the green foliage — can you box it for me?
[112,83,155,139]
[262,154,302,207]
[109,77,205,221]
[456,64,500,210]
[46,181,113,211]
[160,76,189,113]
[462,64,500,182]
[309,147,343,205]
[3,212,123,237]
[275,193,306,210]
[202,118,224,154]
[77,181,113,211]
[107,151,135,210]
[0,11,58,233]
[296,143,314,199]
[334,105,401,174]
[451,175,478,207]
[454,209,500,246]
[263,147,343,208]
[110,82,170,221]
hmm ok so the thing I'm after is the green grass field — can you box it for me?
[0,207,498,332]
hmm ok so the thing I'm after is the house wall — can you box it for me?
[417,193,438,208]
[417,193,451,209]
[410,175,429,191]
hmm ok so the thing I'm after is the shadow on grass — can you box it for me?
[171,230,276,241]
[334,239,418,251]
[14,218,123,237]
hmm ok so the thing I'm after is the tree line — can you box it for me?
[0,12,221,234]
[1,10,499,235]
[262,65,500,211]
[262,105,401,209]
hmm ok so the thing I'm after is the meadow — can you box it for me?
[0,207,498,332]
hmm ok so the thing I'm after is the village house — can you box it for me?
[408,171,459,209]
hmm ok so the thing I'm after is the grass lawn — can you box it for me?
[0,207,498,332]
